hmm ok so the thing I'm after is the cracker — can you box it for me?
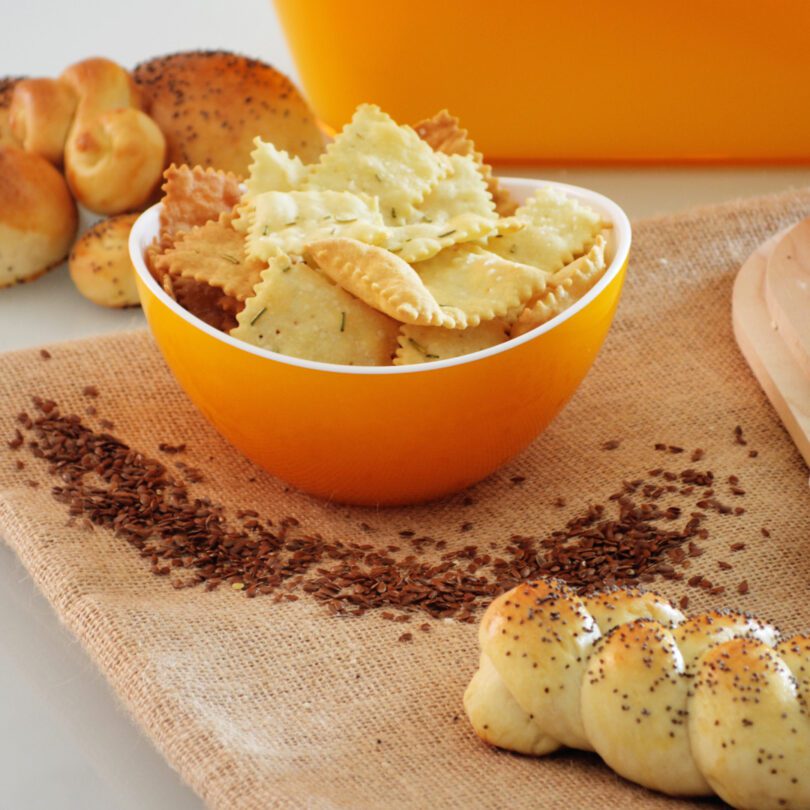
[244,137,308,197]
[168,274,242,333]
[303,238,459,328]
[246,190,386,260]
[231,256,400,365]
[413,109,517,216]
[384,154,499,262]
[511,235,608,337]
[490,186,603,271]
[155,214,265,302]
[160,163,243,246]
[415,244,549,329]
[393,319,509,365]
[304,104,448,224]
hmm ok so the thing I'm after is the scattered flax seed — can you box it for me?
[82,385,99,398]
[39,349,51,360]
[734,425,747,446]
[601,440,621,451]
[748,450,758,458]
[398,632,413,642]
[690,449,705,462]
[718,560,733,571]
[7,429,23,450]
[419,623,431,632]
[460,522,474,533]
[26,479,39,488]
[14,459,25,470]
[679,595,689,610]
[553,496,566,508]
[13,397,756,623]
[654,443,667,451]
[738,580,750,595]
[86,406,97,416]
[158,442,187,454]
[510,475,526,485]
[668,446,684,454]
[730,542,746,552]
[761,527,771,538]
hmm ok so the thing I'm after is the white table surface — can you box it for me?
[3,3,810,808]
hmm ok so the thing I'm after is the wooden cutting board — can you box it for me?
[733,219,810,468]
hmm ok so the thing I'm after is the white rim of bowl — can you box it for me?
[129,177,632,376]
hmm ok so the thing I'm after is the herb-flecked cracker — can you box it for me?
[165,274,242,333]
[304,104,448,224]
[156,214,265,302]
[231,255,400,365]
[384,154,502,263]
[511,235,608,337]
[303,237,460,328]
[160,164,243,247]
[246,190,387,260]
[393,319,509,366]
[415,244,549,329]
[245,137,308,197]
[489,186,604,271]
[413,109,518,216]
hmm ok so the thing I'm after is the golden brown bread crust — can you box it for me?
[9,78,78,164]
[60,57,141,116]
[0,77,25,147]
[133,50,325,177]
[69,214,140,308]
[0,145,77,287]
[61,58,167,215]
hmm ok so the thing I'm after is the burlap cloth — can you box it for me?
[2,188,810,809]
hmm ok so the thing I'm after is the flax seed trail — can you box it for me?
[8,397,754,622]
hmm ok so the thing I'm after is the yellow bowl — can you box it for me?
[129,178,631,506]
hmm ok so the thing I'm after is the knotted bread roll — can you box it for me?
[464,579,810,809]
[0,77,24,147]
[61,57,166,214]
[8,77,77,165]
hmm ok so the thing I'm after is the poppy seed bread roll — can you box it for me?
[0,145,77,287]
[465,579,810,809]
[69,214,140,308]
[133,51,325,177]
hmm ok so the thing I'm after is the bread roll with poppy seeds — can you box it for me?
[0,145,77,287]
[465,578,810,809]
[133,51,325,177]
[69,214,140,307]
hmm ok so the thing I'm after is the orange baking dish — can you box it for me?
[274,0,810,163]
[130,178,631,506]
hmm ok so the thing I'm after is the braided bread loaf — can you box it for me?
[464,579,810,809]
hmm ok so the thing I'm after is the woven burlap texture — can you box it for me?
[2,188,810,809]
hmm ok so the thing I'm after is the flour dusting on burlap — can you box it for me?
[1,188,810,809]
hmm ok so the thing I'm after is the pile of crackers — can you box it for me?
[147,105,610,366]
